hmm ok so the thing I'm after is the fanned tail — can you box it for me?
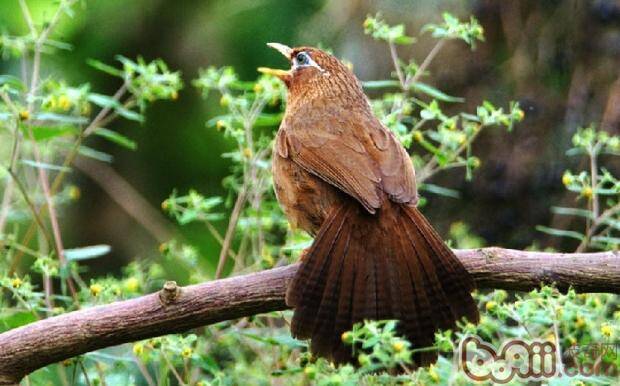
[286,201,479,366]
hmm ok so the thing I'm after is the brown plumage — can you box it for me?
[261,44,479,366]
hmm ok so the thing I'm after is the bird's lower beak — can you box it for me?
[258,42,293,84]
[257,67,291,78]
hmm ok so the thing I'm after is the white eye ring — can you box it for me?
[292,52,325,73]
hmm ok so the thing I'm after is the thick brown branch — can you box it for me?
[0,247,618,385]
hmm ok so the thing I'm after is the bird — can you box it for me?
[259,43,479,366]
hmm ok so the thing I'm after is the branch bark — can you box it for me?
[0,247,618,385]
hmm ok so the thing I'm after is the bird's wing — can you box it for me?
[277,107,417,213]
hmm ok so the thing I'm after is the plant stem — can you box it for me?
[576,201,620,252]
[388,41,406,87]
[408,39,446,87]
[589,148,600,219]
[215,186,248,278]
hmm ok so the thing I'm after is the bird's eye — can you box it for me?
[295,52,309,65]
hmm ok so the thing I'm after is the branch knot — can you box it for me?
[159,281,181,306]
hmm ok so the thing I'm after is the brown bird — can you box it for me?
[260,43,479,366]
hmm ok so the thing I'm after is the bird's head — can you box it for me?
[259,43,366,107]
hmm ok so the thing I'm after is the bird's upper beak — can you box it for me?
[257,42,293,83]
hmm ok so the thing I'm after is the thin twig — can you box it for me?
[576,200,620,252]
[388,41,406,87]
[131,354,156,386]
[589,147,600,219]
[408,39,446,87]
[160,350,186,386]
[3,168,53,248]
[215,187,248,278]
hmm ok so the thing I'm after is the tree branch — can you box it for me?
[0,247,618,385]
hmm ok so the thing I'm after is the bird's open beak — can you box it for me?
[266,42,293,58]
[257,42,293,83]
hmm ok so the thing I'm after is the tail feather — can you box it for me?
[287,205,348,338]
[286,200,479,366]
[401,214,458,330]
[405,207,479,324]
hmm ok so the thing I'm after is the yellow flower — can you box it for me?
[161,200,169,210]
[11,277,22,288]
[401,103,412,116]
[68,185,81,201]
[80,102,92,116]
[358,354,370,366]
[219,95,230,107]
[470,157,481,169]
[485,301,497,311]
[243,147,253,158]
[125,277,139,292]
[216,120,225,130]
[575,316,585,329]
[516,109,525,121]
[304,365,317,379]
[18,110,30,121]
[413,131,424,142]
[581,186,593,199]
[601,324,613,337]
[341,331,352,343]
[392,341,405,352]
[171,91,178,100]
[90,283,103,297]
[562,172,572,186]
[58,95,72,111]
[133,343,144,356]
[181,347,193,358]
[428,364,439,382]
[546,333,556,343]
[456,132,467,144]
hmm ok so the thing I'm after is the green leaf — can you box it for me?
[420,183,460,198]
[535,226,584,241]
[65,245,111,261]
[550,206,593,219]
[78,146,113,162]
[591,235,620,245]
[86,58,123,77]
[410,82,464,103]
[0,75,26,91]
[393,35,416,45]
[21,125,78,141]
[254,113,283,127]
[88,93,144,123]
[240,332,306,349]
[20,159,72,173]
[116,106,144,123]
[362,80,401,89]
[87,93,119,109]
[0,311,37,333]
[33,112,89,125]
[94,128,137,150]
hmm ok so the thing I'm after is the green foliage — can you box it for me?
[422,12,485,49]
[538,126,620,251]
[0,3,616,386]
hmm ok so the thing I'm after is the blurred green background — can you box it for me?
[1,0,619,278]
